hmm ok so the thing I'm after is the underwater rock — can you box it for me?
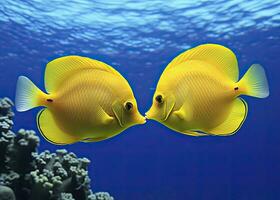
[0,97,114,200]
[0,185,16,200]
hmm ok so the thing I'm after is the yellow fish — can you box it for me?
[146,44,269,136]
[15,56,146,144]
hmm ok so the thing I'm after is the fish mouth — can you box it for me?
[137,115,146,124]
[145,112,151,119]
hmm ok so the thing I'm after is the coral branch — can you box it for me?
[0,97,114,200]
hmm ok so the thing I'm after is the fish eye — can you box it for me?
[125,102,133,111]
[155,95,163,104]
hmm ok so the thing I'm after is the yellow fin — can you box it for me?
[206,98,248,136]
[100,109,114,125]
[45,56,122,93]
[37,109,80,145]
[102,114,114,125]
[173,110,186,120]
[82,137,108,143]
[180,130,208,137]
[173,101,193,121]
[239,64,269,98]
[15,76,46,112]
[165,44,239,82]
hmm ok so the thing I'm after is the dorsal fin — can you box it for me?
[45,55,122,93]
[165,44,239,82]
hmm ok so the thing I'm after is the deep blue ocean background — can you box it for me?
[0,0,279,199]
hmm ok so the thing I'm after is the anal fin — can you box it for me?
[82,137,107,143]
[37,109,80,145]
[206,98,248,136]
[180,130,208,137]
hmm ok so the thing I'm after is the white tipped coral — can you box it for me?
[0,97,114,200]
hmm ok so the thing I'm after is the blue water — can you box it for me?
[1,0,279,199]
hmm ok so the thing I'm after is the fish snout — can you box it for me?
[138,115,147,124]
[145,111,152,120]
[135,111,146,124]
[145,108,165,122]
[145,112,149,119]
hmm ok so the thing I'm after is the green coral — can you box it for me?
[0,97,115,200]
[89,192,114,200]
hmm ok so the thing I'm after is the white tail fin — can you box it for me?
[15,76,45,111]
[239,64,269,98]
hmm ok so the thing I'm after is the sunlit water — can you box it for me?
[0,0,279,199]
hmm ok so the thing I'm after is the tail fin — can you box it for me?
[239,64,269,98]
[15,76,46,111]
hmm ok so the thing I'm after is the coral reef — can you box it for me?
[0,97,114,200]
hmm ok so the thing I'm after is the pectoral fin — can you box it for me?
[103,116,114,125]
[100,109,114,125]
[173,101,193,121]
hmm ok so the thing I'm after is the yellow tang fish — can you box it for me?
[146,44,269,136]
[15,56,146,144]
